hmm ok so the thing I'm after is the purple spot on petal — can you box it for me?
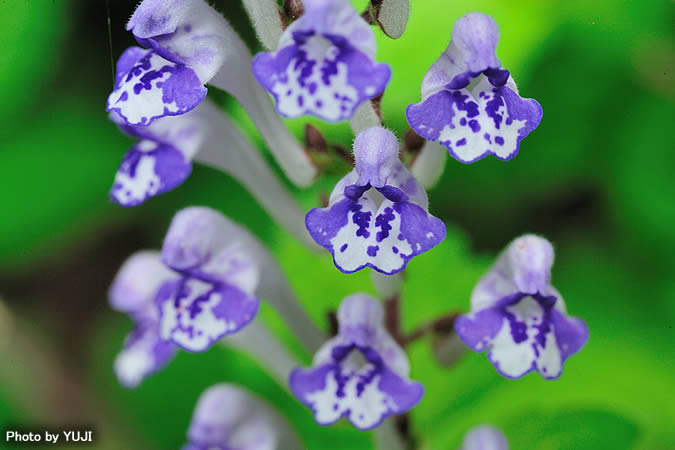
[251,29,390,121]
[374,207,395,242]
[352,204,372,239]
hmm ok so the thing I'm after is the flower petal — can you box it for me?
[455,305,504,353]
[110,141,192,207]
[470,234,554,311]
[551,308,589,361]
[353,127,401,188]
[114,325,177,388]
[111,100,207,155]
[108,250,175,319]
[186,384,286,450]
[157,278,259,352]
[458,295,564,379]
[161,208,264,288]
[337,294,410,376]
[337,294,384,347]
[281,0,378,57]
[252,31,390,121]
[306,187,445,274]
[446,13,502,88]
[106,49,207,126]
[197,244,260,295]
[127,0,238,82]
[289,363,423,430]
[114,46,149,87]
[162,207,236,272]
[419,13,504,98]
[460,425,509,450]
[407,76,542,163]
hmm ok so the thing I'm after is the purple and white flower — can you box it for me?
[455,235,589,379]
[158,207,262,352]
[252,0,391,121]
[305,127,446,274]
[106,0,316,186]
[290,294,423,430]
[108,251,178,388]
[108,102,205,208]
[460,425,509,450]
[406,13,542,163]
[109,206,324,386]
[158,206,325,353]
[106,0,231,126]
[184,384,301,450]
[108,99,316,248]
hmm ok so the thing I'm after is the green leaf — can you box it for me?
[506,409,640,450]
[0,1,68,129]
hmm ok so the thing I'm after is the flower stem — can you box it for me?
[194,100,318,249]
[224,319,299,388]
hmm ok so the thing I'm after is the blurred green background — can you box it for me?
[0,0,673,449]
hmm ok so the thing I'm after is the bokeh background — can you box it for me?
[1,0,673,449]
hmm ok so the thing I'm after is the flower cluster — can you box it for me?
[104,0,587,446]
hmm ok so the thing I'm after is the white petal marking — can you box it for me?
[307,366,398,430]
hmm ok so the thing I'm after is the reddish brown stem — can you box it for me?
[384,294,405,346]
[305,124,328,152]
[319,191,329,208]
[401,312,460,346]
[326,310,338,336]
